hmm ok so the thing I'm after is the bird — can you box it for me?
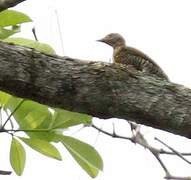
[97,33,169,80]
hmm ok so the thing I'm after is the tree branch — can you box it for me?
[0,41,191,138]
[92,123,191,180]
[0,0,26,12]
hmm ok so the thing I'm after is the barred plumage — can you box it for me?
[97,33,169,80]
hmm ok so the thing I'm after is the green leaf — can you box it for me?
[23,110,48,129]
[0,91,12,107]
[10,137,26,176]
[5,98,56,141]
[0,10,32,27]
[0,25,20,39]
[4,98,51,128]
[20,137,62,160]
[3,38,55,54]
[52,109,92,129]
[19,104,51,130]
[58,135,103,178]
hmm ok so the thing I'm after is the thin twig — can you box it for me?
[151,151,171,176]
[155,137,191,165]
[92,123,191,155]
[4,128,50,133]
[2,99,25,128]
[5,110,14,130]
[0,170,12,175]
[159,150,191,156]
[91,123,133,141]
[32,27,38,41]
[164,175,191,180]
[91,123,191,180]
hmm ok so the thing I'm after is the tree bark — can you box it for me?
[0,0,26,12]
[0,41,191,138]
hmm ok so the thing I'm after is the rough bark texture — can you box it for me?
[0,41,191,138]
[0,0,26,12]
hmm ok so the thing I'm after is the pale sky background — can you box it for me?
[1,0,191,180]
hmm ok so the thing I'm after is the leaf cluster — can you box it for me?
[0,10,103,178]
[0,10,55,54]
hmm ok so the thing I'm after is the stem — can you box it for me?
[91,123,132,141]
[32,27,38,41]
[0,128,51,134]
[0,170,12,175]
[2,99,25,128]
[155,137,191,165]
[12,129,50,132]
[5,110,14,130]
[151,151,171,177]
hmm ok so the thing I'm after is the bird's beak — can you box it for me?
[96,38,105,43]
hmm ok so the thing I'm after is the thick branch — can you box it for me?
[0,0,26,12]
[0,41,191,138]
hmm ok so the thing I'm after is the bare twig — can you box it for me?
[91,122,191,180]
[164,175,191,180]
[155,137,191,165]
[0,170,12,175]
[91,123,133,141]
[32,27,38,41]
[159,150,191,156]
[151,151,171,176]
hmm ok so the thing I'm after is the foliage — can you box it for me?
[58,135,103,178]
[0,10,32,27]
[0,10,31,39]
[0,10,55,54]
[3,37,55,54]
[10,138,26,176]
[19,137,62,160]
[0,9,103,178]
[0,25,20,39]
[0,90,103,178]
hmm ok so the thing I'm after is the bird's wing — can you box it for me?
[126,46,159,67]
[115,46,169,80]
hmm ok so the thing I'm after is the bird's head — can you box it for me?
[97,33,126,48]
